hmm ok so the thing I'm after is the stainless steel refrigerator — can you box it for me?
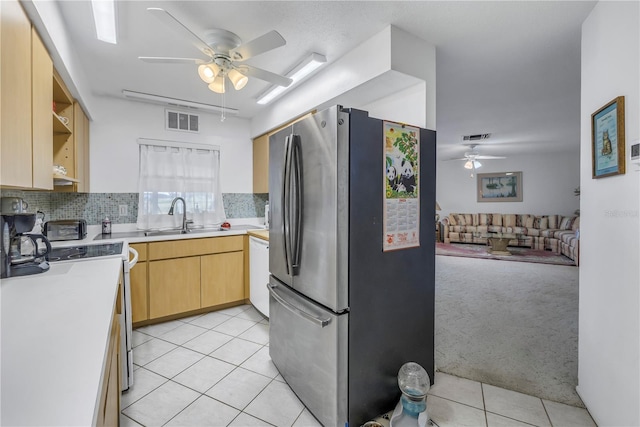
[268,106,435,426]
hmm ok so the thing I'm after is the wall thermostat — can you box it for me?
[631,142,639,161]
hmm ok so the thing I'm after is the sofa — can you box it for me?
[440,213,580,265]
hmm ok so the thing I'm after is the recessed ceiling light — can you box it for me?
[91,0,118,44]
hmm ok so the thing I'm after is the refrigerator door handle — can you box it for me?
[290,134,302,273]
[282,135,293,275]
[268,283,331,327]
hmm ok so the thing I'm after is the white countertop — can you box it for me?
[1,258,122,426]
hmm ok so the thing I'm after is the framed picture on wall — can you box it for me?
[477,172,523,202]
[592,96,625,178]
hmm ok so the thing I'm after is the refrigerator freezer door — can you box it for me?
[268,276,348,427]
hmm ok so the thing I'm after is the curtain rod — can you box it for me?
[137,138,220,151]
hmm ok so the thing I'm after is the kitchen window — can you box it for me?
[136,141,225,230]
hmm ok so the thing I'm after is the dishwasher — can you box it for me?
[249,236,270,317]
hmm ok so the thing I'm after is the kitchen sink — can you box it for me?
[93,224,263,240]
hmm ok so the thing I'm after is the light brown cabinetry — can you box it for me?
[149,257,201,318]
[96,276,122,427]
[130,243,148,323]
[1,0,53,189]
[31,27,54,190]
[138,236,245,322]
[201,251,245,307]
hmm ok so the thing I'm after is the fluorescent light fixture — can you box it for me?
[122,90,238,115]
[91,0,118,44]
[257,52,327,105]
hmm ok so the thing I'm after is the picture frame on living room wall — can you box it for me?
[477,171,523,202]
[592,95,625,178]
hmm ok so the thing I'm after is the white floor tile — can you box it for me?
[122,380,200,426]
[144,347,204,379]
[229,412,275,426]
[131,330,153,348]
[182,329,233,355]
[165,395,240,426]
[135,320,183,337]
[132,337,177,366]
[274,374,286,383]
[429,372,485,410]
[214,316,259,336]
[210,337,262,365]
[238,323,270,345]
[237,306,267,322]
[121,367,168,409]
[543,400,596,427]
[172,356,236,393]
[486,412,532,426]
[483,384,551,427]
[240,346,280,378]
[205,367,272,410]
[178,313,205,323]
[427,395,487,427]
[244,381,305,427]
[158,322,208,345]
[120,413,143,427]
[216,304,252,316]
[189,311,232,329]
[293,408,323,426]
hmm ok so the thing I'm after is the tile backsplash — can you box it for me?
[0,190,268,225]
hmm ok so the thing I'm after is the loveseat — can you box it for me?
[440,213,580,265]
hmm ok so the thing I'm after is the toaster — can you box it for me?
[44,219,87,241]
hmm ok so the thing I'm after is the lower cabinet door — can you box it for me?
[130,261,148,323]
[201,251,244,307]
[149,257,201,319]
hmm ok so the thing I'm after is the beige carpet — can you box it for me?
[435,254,582,407]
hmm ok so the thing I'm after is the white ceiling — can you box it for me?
[48,1,596,159]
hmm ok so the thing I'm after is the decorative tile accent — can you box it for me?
[0,190,267,224]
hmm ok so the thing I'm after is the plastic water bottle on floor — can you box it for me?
[390,362,431,427]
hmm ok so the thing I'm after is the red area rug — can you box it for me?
[436,242,576,266]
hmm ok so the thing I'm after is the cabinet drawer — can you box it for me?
[130,243,147,262]
[149,236,243,260]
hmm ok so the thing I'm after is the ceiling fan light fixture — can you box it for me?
[257,52,327,105]
[228,69,249,91]
[464,160,473,169]
[198,64,218,84]
[474,160,482,168]
[208,76,226,94]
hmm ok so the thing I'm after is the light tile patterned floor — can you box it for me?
[121,304,596,427]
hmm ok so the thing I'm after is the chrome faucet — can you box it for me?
[168,197,191,233]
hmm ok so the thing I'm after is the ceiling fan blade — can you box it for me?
[139,56,207,64]
[475,155,507,160]
[229,30,286,61]
[147,8,214,57]
[235,64,292,87]
[444,157,468,161]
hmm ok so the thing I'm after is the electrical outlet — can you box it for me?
[119,205,128,217]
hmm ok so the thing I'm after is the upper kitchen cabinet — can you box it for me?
[1,0,57,190]
[53,71,90,192]
[253,133,269,193]
[32,27,54,190]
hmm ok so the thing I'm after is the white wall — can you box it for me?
[578,2,640,426]
[436,151,580,217]
[357,82,427,128]
[89,97,252,193]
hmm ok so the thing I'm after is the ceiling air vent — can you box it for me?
[166,109,199,133]
[462,133,491,141]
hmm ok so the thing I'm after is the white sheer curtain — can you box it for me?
[136,142,226,230]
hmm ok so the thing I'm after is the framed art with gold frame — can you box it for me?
[592,96,625,178]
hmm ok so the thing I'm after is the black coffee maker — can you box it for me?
[1,213,52,278]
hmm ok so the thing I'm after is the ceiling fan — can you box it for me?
[447,144,506,176]
[138,8,293,94]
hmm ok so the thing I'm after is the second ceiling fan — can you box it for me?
[448,144,507,175]
[138,8,292,94]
